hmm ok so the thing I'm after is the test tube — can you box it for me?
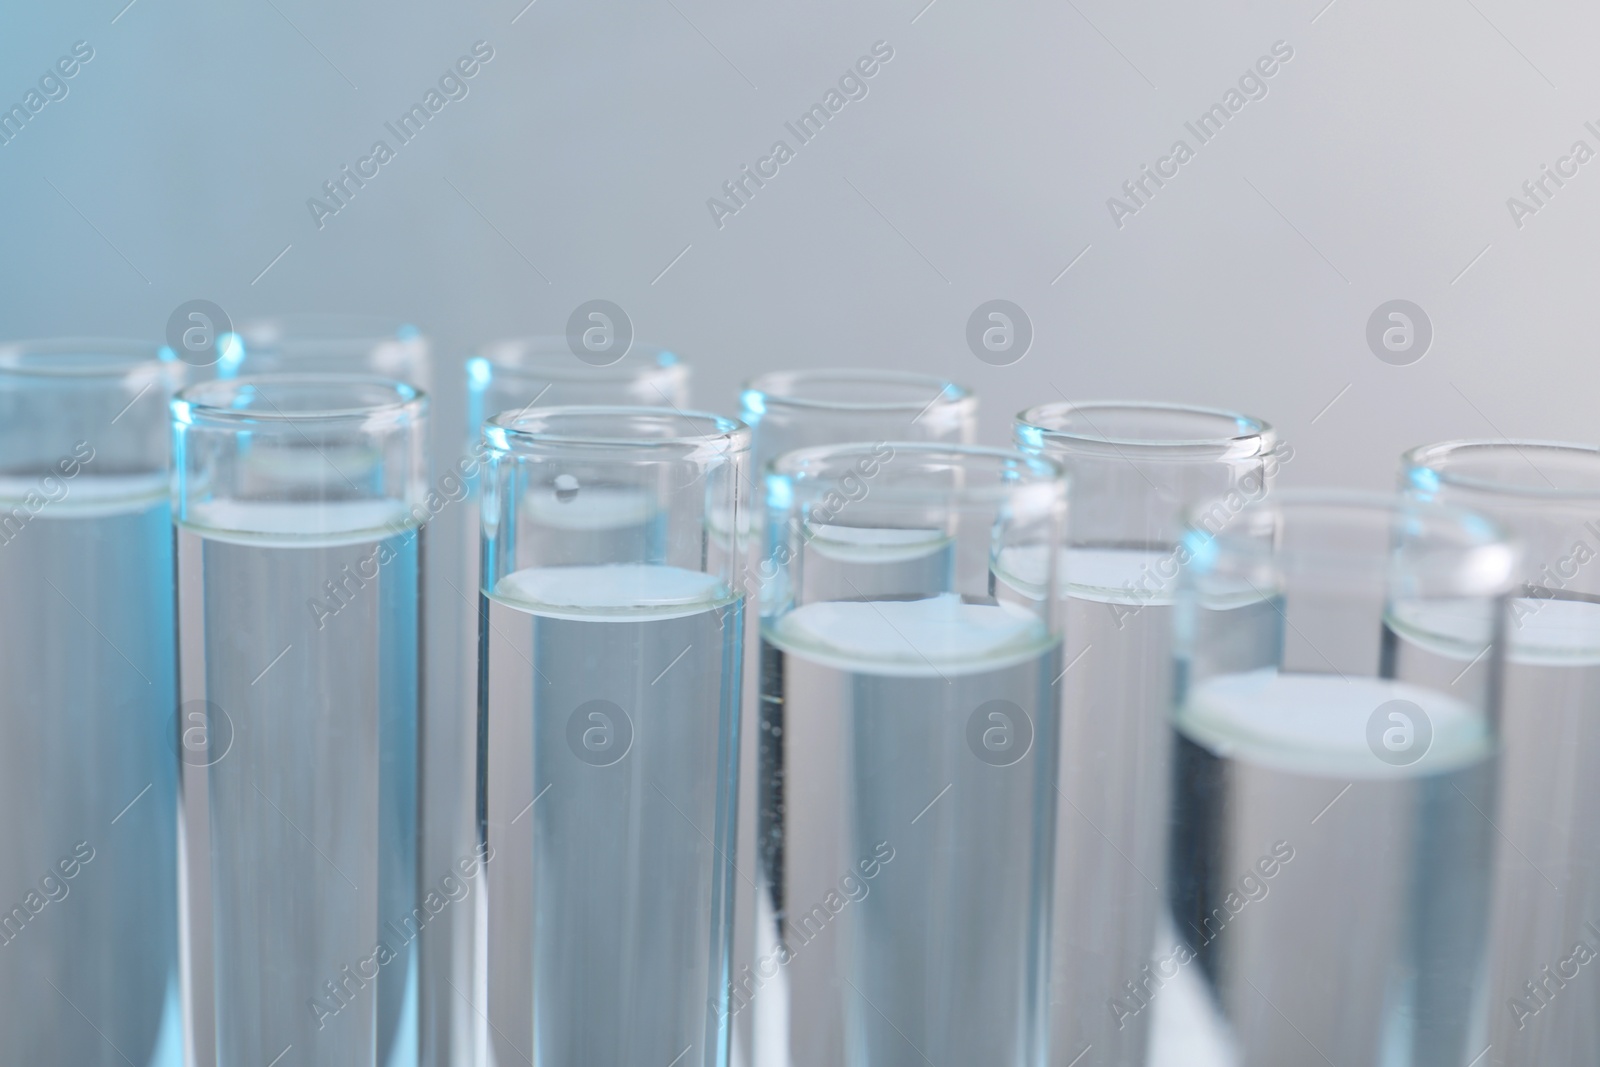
[467,337,687,414]
[477,406,748,1066]
[1013,401,1281,1067]
[443,343,691,1062]
[220,317,470,1065]
[756,443,1066,1065]
[735,368,974,1065]
[740,368,974,471]
[1167,491,1513,1065]
[225,315,453,1061]
[227,314,431,387]
[0,339,182,1065]
[1401,441,1600,1067]
[173,374,427,1066]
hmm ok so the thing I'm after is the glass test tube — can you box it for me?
[756,443,1066,1066]
[450,343,691,1063]
[173,375,427,1067]
[1167,492,1514,1066]
[1402,441,1600,1067]
[228,314,431,387]
[735,368,974,1067]
[227,314,463,1064]
[740,368,974,472]
[477,406,748,1066]
[1013,401,1280,1067]
[204,316,441,1063]
[467,337,687,415]
[0,340,182,1066]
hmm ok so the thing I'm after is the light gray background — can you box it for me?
[4,0,1594,477]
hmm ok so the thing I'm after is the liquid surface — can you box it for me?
[995,543,1175,603]
[1392,595,1600,665]
[0,469,168,517]
[804,523,949,564]
[770,592,1049,675]
[496,561,726,619]
[183,497,412,546]
[1178,671,1491,778]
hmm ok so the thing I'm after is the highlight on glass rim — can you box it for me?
[2,4,1591,1065]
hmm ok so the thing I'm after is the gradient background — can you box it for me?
[3,0,1595,478]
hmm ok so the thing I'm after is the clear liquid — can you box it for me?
[1394,596,1600,1067]
[479,563,742,1067]
[178,503,421,1067]
[735,519,954,1067]
[1166,639,1496,1067]
[0,479,180,1066]
[755,593,1061,1067]
[1052,548,1179,1067]
[448,485,672,1064]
